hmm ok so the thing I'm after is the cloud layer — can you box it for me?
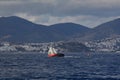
[0,0,120,27]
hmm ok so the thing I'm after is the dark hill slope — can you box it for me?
[93,18,120,40]
[77,18,120,41]
[0,16,90,42]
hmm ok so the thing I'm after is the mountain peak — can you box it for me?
[95,18,120,29]
[0,16,37,27]
[0,16,28,23]
[113,18,120,21]
[50,22,86,27]
[0,16,22,19]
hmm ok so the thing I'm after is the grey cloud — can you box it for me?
[0,0,120,27]
[0,0,120,17]
[0,1,54,16]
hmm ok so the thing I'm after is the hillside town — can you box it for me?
[0,36,120,53]
[0,41,89,53]
[84,36,120,53]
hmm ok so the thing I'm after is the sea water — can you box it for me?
[0,52,120,80]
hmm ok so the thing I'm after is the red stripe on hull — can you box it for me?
[48,53,58,57]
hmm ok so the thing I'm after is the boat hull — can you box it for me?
[48,53,64,57]
[48,54,58,57]
[56,53,64,57]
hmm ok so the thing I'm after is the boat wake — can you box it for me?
[64,56,81,58]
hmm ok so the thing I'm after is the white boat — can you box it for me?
[48,47,64,57]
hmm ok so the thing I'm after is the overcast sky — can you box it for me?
[0,0,120,28]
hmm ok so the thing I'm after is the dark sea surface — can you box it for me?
[0,52,120,80]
